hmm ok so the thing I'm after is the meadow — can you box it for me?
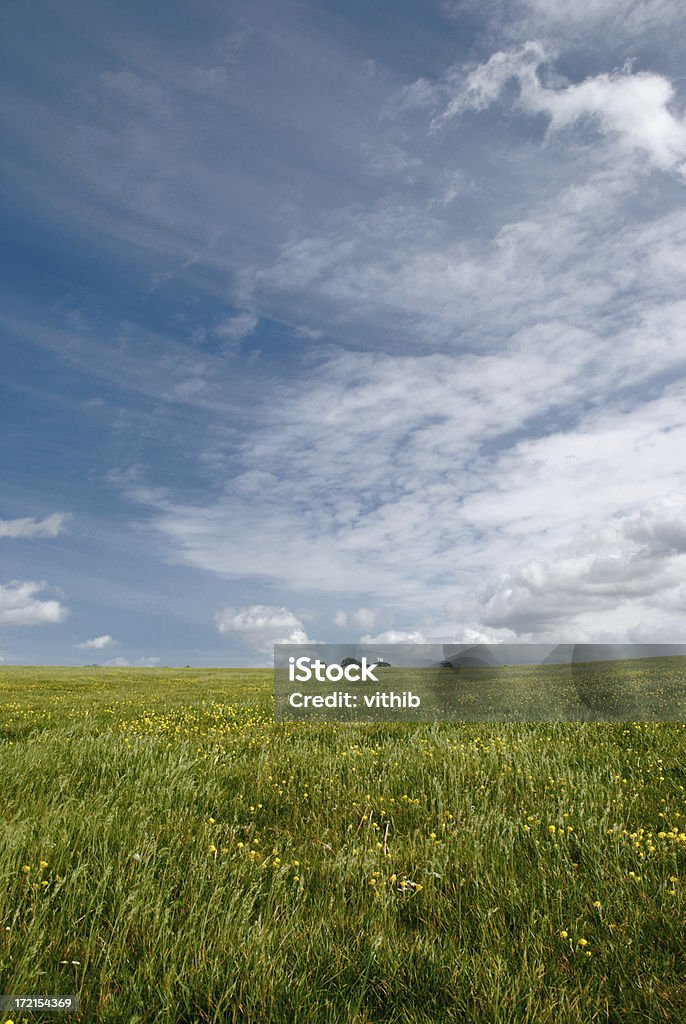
[0,666,684,1023]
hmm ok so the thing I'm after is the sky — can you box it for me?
[3,0,686,666]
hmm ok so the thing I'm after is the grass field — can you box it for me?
[1,666,685,1023]
[275,656,686,722]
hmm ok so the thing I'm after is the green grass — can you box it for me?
[276,656,686,722]
[1,667,685,1023]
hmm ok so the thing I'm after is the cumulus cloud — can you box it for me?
[75,634,116,650]
[0,513,70,539]
[0,581,68,625]
[215,604,312,651]
[434,44,686,176]
[477,496,686,637]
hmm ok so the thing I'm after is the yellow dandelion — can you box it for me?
[415,883,423,892]
[548,825,556,834]
[237,842,244,849]
[39,860,48,869]
[559,930,568,939]
[578,938,588,947]
[369,878,377,886]
[21,865,30,874]
[208,845,217,854]
[592,900,601,908]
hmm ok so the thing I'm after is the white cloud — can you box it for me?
[0,513,70,539]
[214,312,258,343]
[474,496,686,638]
[75,634,115,650]
[0,581,68,626]
[435,45,686,176]
[215,605,304,633]
[215,604,312,651]
[129,362,686,642]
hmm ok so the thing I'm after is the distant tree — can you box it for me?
[373,661,391,668]
[340,656,361,668]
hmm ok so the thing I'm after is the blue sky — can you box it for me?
[3,0,686,665]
